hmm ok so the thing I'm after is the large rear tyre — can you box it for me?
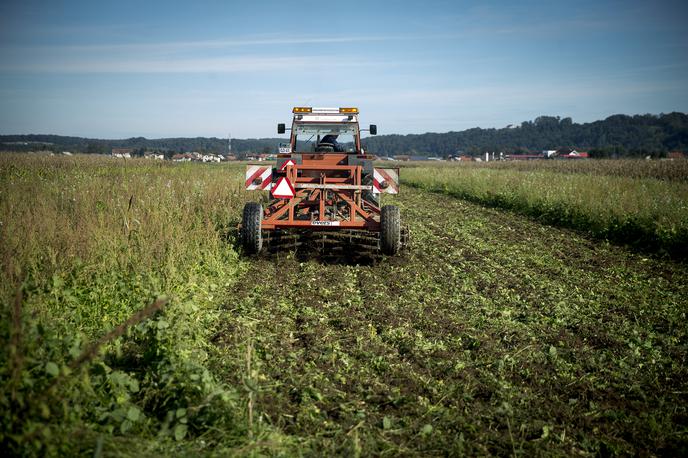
[380,205,401,255]
[241,202,263,254]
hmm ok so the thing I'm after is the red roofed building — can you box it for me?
[556,148,589,159]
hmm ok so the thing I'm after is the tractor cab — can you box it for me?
[278,107,376,155]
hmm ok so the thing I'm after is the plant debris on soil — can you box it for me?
[213,186,688,456]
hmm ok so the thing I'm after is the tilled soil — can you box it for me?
[213,187,688,456]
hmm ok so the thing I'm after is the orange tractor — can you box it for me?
[240,107,407,257]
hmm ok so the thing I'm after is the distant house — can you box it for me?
[111,148,133,158]
[668,151,685,160]
[570,151,589,158]
[556,148,589,159]
[202,154,222,163]
[446,154,473,161]
[172,153,192,162]
[245,153,271,161]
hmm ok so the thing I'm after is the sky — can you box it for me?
[0,0,687,139]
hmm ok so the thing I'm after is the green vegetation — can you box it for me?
[223,192,688,456]
[363,113,688,157]
[0,135,285,156]
[444,158,688,181]
[3,112,687,157]
[2,155,687,456]
[403,160,688,258]
[0,156,278,455]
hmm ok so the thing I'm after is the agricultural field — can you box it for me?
[1,155,687,456]
[402,160,688,259]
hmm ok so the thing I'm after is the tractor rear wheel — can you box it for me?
[380,205,401,255]
[241,202,263,254]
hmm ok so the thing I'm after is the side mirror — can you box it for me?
[277,123,285,134]
[369,124,377,135]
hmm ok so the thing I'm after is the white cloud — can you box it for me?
[0,32,418,74]
[0,54,384,73]
[2,34,417,55]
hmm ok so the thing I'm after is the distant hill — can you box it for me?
[361,112,688,158]
[0,135,284,156]
[2,112,687,158]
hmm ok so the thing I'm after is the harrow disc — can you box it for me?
[261,226,409,262]
[264,229,382,262]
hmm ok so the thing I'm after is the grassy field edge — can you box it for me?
[403,176,688,260]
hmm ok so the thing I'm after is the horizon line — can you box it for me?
[1,111,685,141]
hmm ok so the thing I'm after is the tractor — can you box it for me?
[240,107,407,257]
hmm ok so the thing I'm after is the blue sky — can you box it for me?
[1,0,686,138]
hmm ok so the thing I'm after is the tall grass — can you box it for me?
[402,161,688,258]
[1,155,244,325]
[448,158,688,181]
[0,155,276,455]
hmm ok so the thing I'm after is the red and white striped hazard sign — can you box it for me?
[245,165,272,190]
[279,159,295,171]
[372,168,399,194]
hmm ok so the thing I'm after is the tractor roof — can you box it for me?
[292,107,359,123]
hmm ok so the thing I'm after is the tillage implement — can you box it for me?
[240,107,407,258]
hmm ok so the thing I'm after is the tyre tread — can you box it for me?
[380,205,401,255]
[241,202,263,254]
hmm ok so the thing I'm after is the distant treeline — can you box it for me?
[0,135,284,156]
[2,112,687,158]
[362,112,688,158]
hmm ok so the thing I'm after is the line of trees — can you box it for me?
[0,135,286,156]
[361,112,688,157]
[2,112,686,158]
